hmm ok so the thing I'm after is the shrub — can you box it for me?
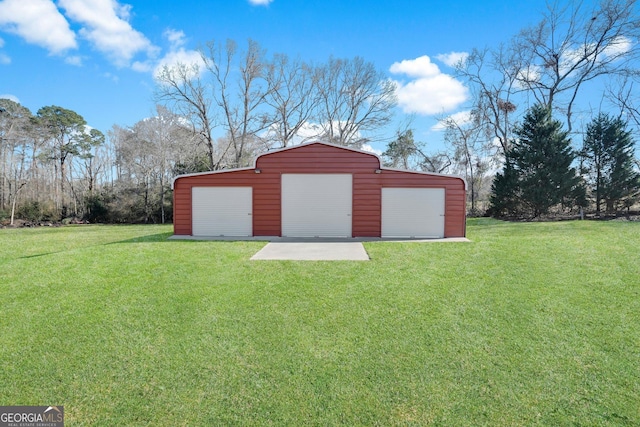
[15,201,58,222]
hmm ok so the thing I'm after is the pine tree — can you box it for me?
[513,105,583,217]
[582,114,640,215]
[489,154,520,217]
[491,104,583,218]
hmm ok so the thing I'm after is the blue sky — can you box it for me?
[0,0,574,153]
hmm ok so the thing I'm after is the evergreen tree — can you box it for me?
[512,105,583,217]
[489,154,520,217]
[582,114,640,215]
[490,104,583,218]
[36,106,89,218]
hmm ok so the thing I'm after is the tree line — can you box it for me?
[2,0,639,225]
[0,102,107,224]
[0,44,397,225]
[382,0,640,218]
[490,105,639,218]
[154,39,397,172]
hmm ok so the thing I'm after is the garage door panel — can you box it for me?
[282,174,352,237]
[382,188,445,238]
[192,187,252,236]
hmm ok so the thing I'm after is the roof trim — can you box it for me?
[259,140,381,162]
[380,166,467,190]
[171,166,255,189]
[171,140,374,188]
[171,140,466,190]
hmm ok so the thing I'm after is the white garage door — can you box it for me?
[192,187,252,236]
[382,188,445,238]
[281,174,352,237]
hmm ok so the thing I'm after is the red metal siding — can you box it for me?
[173,169,275,236]
[173,142,467,237]
[377,170,467,238]
[256,144,381,237]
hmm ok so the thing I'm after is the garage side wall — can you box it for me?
[173,169,280,236]
[378,170,466,237]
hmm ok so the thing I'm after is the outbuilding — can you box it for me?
[172,141,466,238]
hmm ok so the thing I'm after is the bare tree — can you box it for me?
[456,46,523,156]
[155,62,222,170]
[605,74,640,129]
[458,0,640,161]
[202,39,272,167]
[440,110,492,213]
[76,128,106,197]
[0,99,32,212]
[314,56,397,148]
[112,106,194,223]
[513,0,640,133]
[420,152,453,174]
[263,54,319,148]
[157,41,397,160]
[111,124,158,223]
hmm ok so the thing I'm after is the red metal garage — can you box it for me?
[172,141,466,238]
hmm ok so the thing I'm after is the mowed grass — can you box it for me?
[0,220,639,426]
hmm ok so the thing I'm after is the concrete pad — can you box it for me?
[251,242,370,261]
[169,235,471,243]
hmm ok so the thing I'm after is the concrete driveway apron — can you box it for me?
[250,242,369,261]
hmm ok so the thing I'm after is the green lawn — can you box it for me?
[1,220,639,426]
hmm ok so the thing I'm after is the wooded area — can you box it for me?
[383,0,640,218]
[0,48,397,225]
[1,0,639,225]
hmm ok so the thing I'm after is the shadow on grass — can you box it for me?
[15,232,175,260]
[109,232,175,244]
[19,251,62,259]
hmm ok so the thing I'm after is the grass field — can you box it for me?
[0,219,639,425]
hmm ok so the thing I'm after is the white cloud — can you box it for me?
[261,122,383,154]
[561,36,632,73]
[602,36,632,58]
[293,122,323,140]
[390,56,468,115]
[248,0,273,5]
[390,55,440,78]
[260,121,321,146]
[164,28,187,49]
[431,110,474,131]
[65,55,83,66]
[0,94,20,103]
[152,30,205,80]
[0,0,77,54]
[58,0,157,67]
[516,64,541,87]
[361,143,383,156]
[153,49,205,80]
[0,0,159,67]
[132,60,153,73]
[537,36,634,78]
[103,72,119,83]
[435,51,469,68]
[0,37,7,64]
